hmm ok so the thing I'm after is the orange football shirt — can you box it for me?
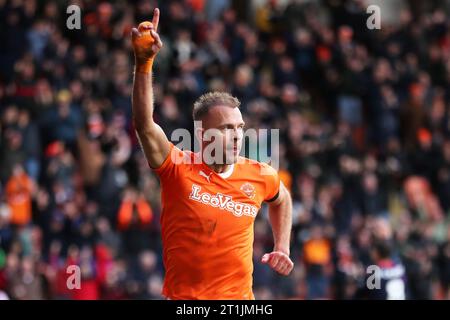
[153,143,280,300]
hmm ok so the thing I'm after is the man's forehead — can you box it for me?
[203,104,243,125]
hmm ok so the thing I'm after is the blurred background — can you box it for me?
[0,0,450,300]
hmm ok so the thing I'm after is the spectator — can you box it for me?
[303,224,332,299]
[5,164,34,227]
[117,188,153,257]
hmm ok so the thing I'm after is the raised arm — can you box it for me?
[131,8,170,169]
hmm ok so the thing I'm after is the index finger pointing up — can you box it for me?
[152,8,160,31]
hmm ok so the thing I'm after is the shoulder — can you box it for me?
[236,156,278,174]
[235,157,279,182]
[166,143,199,165]
[153,143,196,177]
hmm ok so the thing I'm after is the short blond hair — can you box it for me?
[192,92,241,120]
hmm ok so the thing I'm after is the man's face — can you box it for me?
[198,105,245,165]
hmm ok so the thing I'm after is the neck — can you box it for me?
[208,163,231,173]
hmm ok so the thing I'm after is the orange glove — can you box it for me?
[131,8,163,74]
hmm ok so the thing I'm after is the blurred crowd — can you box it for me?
[0,0,450,300]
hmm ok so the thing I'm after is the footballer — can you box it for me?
[131,8,294,300]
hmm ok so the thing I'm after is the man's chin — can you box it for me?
[224,153,239,165]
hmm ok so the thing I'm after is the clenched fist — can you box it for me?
[261,251,294,276]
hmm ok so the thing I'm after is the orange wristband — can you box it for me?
[135,58,154,74]
[133,21,156,74]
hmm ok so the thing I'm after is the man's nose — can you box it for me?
[232,128,240,140]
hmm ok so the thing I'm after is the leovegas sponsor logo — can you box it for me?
[189,184,258,217]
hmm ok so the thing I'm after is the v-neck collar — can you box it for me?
[195,152,236,180]
[217,164,234,179]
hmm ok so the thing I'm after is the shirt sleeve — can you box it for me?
[152,143,185,182]
[261,162,281,202]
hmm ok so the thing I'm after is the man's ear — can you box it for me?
[194,126,204,145]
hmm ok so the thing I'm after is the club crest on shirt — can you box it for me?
[240,183,256,199]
